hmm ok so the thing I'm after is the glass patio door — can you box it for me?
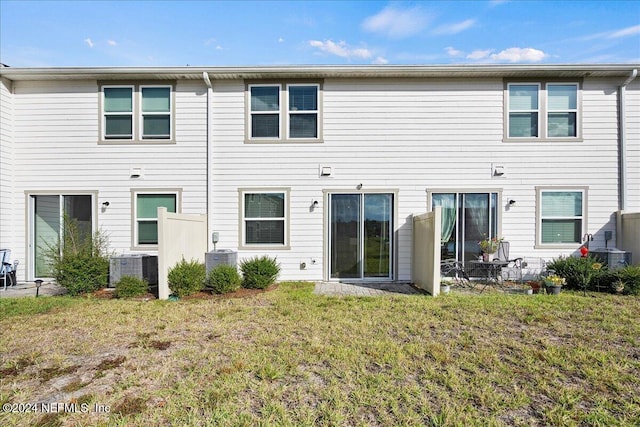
[31,194,93,278]
[432,192,498,264]
[329,193,393,279]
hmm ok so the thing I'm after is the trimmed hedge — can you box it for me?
[206,264,242,294]
[168,259,206,297]
[240,256,280,289]
[114,275,149,298]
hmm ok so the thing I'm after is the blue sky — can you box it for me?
[1,0,639,67]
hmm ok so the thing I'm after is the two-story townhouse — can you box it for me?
[0,64,638,284]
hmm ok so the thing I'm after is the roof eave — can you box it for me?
[1,64,638,81]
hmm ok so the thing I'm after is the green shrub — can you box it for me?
[617,266,640,296]
[205,264,242,294]
[591,269,622,293]
[240,256,280,289]
[44,217,110,296]
[168,258,206,297]
[546,256,607,291]
[114,275,149,298]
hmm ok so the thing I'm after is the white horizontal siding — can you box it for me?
[0,78,14,252]
[4,74,634,281]
[210,77,628,281]
[8,80,208,279]
[625,81,640,212]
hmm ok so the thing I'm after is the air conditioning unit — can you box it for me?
[590,248,632,270]
[109,254,158,287]
[205,249,237,273]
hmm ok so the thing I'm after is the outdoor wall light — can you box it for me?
[508,199,516,206]
[312,200,319,207]
[357,183,363,190]
[102,201,110,207]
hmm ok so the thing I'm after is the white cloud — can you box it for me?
[433,19,476,35]
[372,56,389,65]
[490,47,547,62]
[445,46,464,57]
[362,6,430,38]
[466,49,493,60]
[84,38,94,48]
[466,47,546,63]
[579,24,640,42]
[309,40,372,60]
[107,40,117,46]
[278,37,285,43]
[608,24,640,39]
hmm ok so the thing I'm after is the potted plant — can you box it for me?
[478,237,503,261]
[440,279,453,294]
[543,274,565,295]
[527,279,543,294]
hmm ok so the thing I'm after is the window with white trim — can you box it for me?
[101,84,173,142]
[104,86,134,139]
[141,86,171,139]
[247,82,321,142]
[133,192,178,246]
[506,82,580,140]
[240,190,289,247]
[537,188,586,246]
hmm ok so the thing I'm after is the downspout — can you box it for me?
[203,72,213,251]
[616,68,637,248]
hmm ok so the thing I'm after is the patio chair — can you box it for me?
[1,249,16,291]
[496,242,525,283]
[440,258,473,289]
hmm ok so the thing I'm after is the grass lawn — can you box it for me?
[1,282,639,426]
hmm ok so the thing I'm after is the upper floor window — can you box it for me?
[104,86,134,139]
[101,83,174,143]
[247,82,321,143]
[506,82,580,141]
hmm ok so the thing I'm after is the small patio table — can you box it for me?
[469,260,509,292]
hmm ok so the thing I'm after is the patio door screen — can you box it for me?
[329,193,393,280]
[30,194,94,278]
[431,192,498,264]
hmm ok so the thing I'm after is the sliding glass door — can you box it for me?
[329,193,393,279]
[432,192,499,264]
[31,194,94,278]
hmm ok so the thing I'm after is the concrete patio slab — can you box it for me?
[314,281,425,297]
[0,282,67,298]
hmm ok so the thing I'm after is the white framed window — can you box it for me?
[103,86,134,139]
[288,84,319,139]
[239,189,290,248]
[506,82,580,141]
[132,191,180,247]
[536,187,587,247]
[101,83,174,142]
[547,84,578,138]
[140,86,172,139]
[508,83,540,138]
[247,82,321,142]
[249,84,281,139]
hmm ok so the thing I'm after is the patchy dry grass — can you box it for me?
[1,282,639,426]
